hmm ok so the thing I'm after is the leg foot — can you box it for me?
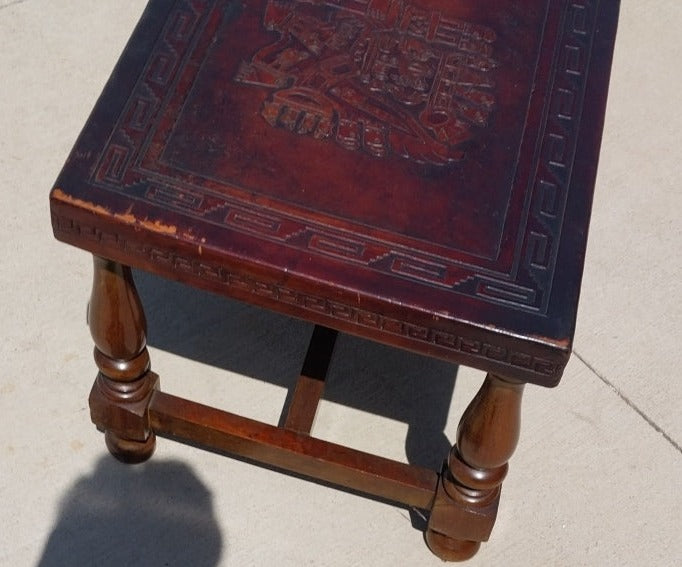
[426,373,525,560]
[105,430,156,464]
[425,530,480,562]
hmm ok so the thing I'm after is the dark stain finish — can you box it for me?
[49,0,620,561]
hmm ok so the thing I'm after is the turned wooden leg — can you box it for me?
[88,256,158,463]
[426,373,525,561]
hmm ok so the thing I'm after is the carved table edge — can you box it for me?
[50,204,569,387]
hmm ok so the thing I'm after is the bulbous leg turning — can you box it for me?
[87,256,158,463]
[426,373,525,561]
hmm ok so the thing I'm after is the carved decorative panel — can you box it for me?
[80,0,601,315]
[52,0,619,384]
[235,0,498,165]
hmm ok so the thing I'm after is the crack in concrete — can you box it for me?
[0,0,29,11]
[573,350,681,455]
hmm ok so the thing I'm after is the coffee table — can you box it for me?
[50,0,620,560]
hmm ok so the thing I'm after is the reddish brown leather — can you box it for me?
[50,0,620,386]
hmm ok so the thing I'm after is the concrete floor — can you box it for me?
[1,1,680,565]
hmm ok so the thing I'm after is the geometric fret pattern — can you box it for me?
[90,0,600,316]
[51,210,563,383]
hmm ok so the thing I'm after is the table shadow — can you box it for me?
[36,457,223,567]
[134,270,459,520]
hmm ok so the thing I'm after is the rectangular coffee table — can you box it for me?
[50,0,620,560]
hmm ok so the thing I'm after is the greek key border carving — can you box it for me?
[87,0,599,316]
[52,212,562,382]
[520,0,599,311]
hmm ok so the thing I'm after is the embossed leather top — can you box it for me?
[50,0,620,386]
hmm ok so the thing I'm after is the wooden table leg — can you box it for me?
[87,256,158,463]
[426,373,525,561]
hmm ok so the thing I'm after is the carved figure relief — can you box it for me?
[235,0,498,165]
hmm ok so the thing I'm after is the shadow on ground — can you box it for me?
[134,270,459,474]
[36,457,223,567]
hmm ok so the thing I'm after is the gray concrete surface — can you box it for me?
[1,1,680,565]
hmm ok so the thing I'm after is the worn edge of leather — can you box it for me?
[45,0,633,387]
[49,194,568,387]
